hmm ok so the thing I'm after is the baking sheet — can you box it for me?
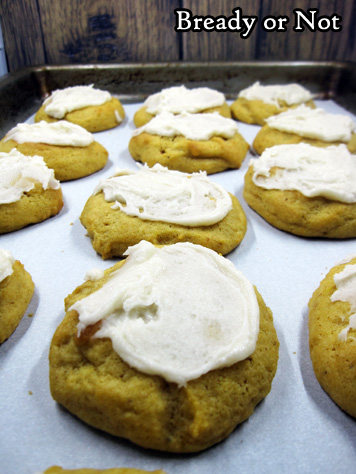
[1,89,356,474]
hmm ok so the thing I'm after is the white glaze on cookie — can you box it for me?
[238,81,313,107]
[0,149,60,204]
[5,121,94,147]
[144,85,225,115]
[132,111,239,140]
[0,249,14,283]
[43,84,111,118]
[266,105,355,142]
[94,164,233,226]
[249,143,356,203]
[72,241,260,386]
[331,262,356,341]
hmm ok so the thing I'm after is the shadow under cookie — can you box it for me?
[42,467,167,474]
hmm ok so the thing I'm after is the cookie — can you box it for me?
[0,121,108,181]
[133,85,231,127]
[80,164,247,258]
[49,242,279,453]
[308,256,356,418]
[0,249,35,343]
[34,84,125,132]
[231,81,315,125]
[253,105,356,154]
[243,143,356,238]
[129,112,249,174]
[0,150,63,233]
[41,467,167,474]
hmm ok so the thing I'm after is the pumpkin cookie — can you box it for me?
[0,150,63,233]
[133,85,231,127]
[34,84,125,132]
[129,112,249,174]
[308,256,356,417]
[0,249,34,343]
[0,121,108,181]
[243,143,356,238]
[253,105,356,155]
[80,164,247,258]
[231,81,315,125]
[49,241,279,453]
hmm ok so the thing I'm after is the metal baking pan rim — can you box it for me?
[0,60,355,135]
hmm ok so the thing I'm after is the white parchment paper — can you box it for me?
[1,99,356,474]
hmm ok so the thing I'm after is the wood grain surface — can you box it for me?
[0,0,46,71]
[257,0,356,61]
[179,0,260,61]
[36,0,180,64]
[0,0,355,72]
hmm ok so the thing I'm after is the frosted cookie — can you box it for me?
[0,150,63,233]
[231,81,315,125]
[39,467,167,474]
[80,164,247,258]
[0,121,108,181]
[253,105,356,155]
[129,112,249,174]
[308,256,356,418]
[49,241,279,453]
[0,249,34,343]
[34,84,125,132]
[243,143,356,238]
[133,85,231,127]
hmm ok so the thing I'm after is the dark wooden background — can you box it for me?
[1,0,355,72]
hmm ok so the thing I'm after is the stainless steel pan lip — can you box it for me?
[0,60,355,135]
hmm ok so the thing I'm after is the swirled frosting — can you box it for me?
[5,121,94,147]
[72,241,260,386]
[144,85,225,115]
[43,84,112,118]
[94,164,233,226]
[0,249,15,283]
[331,261,356,341]
[249,143,356,203]
[132,111,239,140]
[238,81,313,107]
[266,105,355,142]
[0,149,60,204]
